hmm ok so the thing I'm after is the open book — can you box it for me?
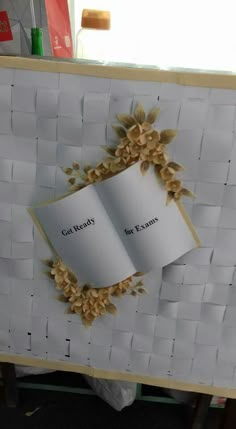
[31,162,200,288]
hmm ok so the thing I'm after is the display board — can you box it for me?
[0,57,236,398]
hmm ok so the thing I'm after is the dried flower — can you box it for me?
[153,152,169,166]
[139,129,160,146]
[165,179,182,193]
[141,122,152,131]
[46,259,137,327]
[61,105,193,207]
[127,124,142,142]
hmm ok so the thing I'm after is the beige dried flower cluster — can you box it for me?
[46,259,146,327]
[63,103,195,204]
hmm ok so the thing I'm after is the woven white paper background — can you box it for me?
[1,65,236,390]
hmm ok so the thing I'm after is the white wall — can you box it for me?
[70,0,236,71]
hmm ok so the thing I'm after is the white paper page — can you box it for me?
[95,163,197,271]
[34,186,135,288]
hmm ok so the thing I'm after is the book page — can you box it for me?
[95,163,198,272]
[33,186,135,288]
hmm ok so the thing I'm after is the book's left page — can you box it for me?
[32,185,135,288]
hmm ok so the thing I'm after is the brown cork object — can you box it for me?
[81,9,111,30]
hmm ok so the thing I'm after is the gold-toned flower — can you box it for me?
[153,152,169,166]
[127,123,142,142]
[141,122,152,131]
[139,129,160,146]
[118,137,130,149]
[63,105,188,206]
[47,259,138,327]
[160,166,176,181]
[165,179,182,193]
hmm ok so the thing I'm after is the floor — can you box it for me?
[0,372,224,429]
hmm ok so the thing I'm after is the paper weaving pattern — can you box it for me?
[0,66,236,391]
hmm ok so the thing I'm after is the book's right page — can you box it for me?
[95,162,200,272]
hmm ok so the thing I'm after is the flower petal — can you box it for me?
[160,129,177,144]
[166,161,184,171]
[146,107,160,124]
[153,152,169,166]
[141,122,152,131]
[134,103,145,124]
[105,303,117,314]
[154,164,162,178]
[56,295,68,302]
[180,188,196,199]
[68,177,76,185]
[160,166,176,181]
[102,146,116,156]
[140,161,150,175]
[165,179,182,192]
[116,114,136,129]
[112,125,127,138]
[62,167,73,175]
[166,191,175,205]
[133,271,145,277]
[127,124,142,142]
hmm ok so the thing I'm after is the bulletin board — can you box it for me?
[1,57,236,398]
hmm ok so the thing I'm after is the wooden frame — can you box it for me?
[0,55,236,399]
[0,56,235,89]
